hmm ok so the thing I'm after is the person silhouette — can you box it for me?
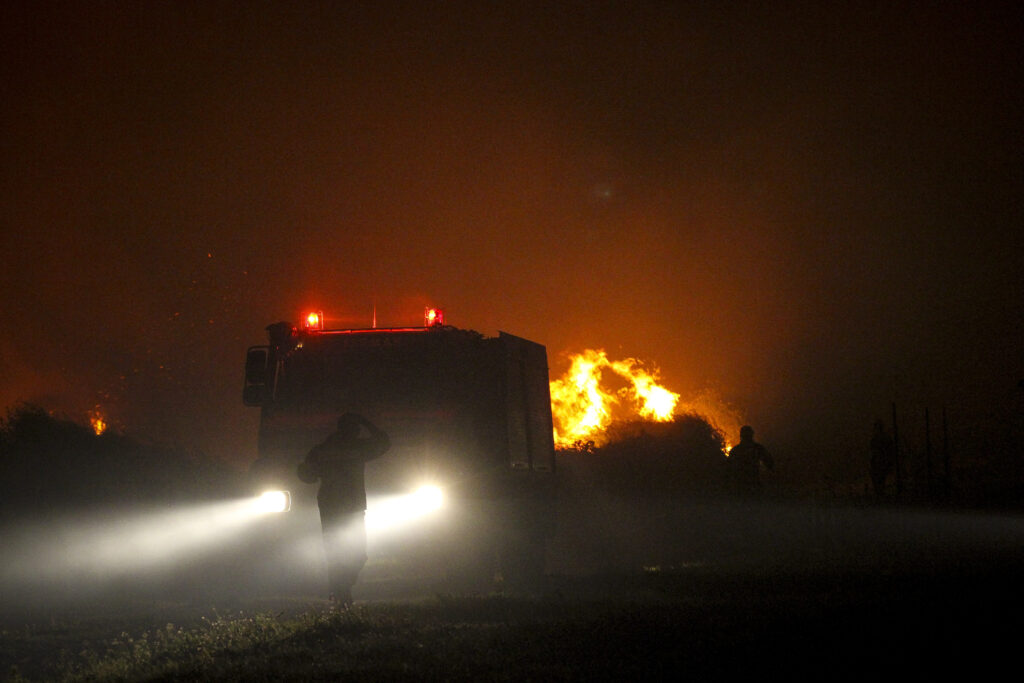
[297,413,390,606]
[727,425,773,496]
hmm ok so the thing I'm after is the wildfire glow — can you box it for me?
[89,408,107,436]
[549,349,680,447]
[549,350,744,450]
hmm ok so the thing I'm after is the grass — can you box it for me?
[4,595,711,682]
[5,564,1023,682]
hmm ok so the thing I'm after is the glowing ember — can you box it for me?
[549,350,744,450]
[89,408,107,436]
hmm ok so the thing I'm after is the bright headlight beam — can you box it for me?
[1,493,296,582]
[255,490,291,513]
[366,485,445,533]
[413,485,443,511]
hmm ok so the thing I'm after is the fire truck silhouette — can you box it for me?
[243,308,556,589]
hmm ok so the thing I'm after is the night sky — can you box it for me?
[2,2,1022,487]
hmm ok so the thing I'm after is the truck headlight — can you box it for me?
[256,490,291,513]
[413,485,443,511]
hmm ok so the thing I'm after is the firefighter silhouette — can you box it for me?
[727,425,773,496]
[297,413,390,605]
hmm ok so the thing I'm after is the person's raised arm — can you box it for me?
[360,417,390,459]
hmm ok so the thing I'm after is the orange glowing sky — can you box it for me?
[1,3,1022,486]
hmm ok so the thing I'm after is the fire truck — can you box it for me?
[242,308,556,589]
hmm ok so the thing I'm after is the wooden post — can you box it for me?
[942,406,951,502]
[925,407,933,501]
[892,402,902,498]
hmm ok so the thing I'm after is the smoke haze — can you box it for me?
[2,3,1021,489]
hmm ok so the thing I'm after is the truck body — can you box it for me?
[242,314,556,587]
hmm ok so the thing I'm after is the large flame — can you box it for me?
[549,349,742,450]
[549,349,679,447]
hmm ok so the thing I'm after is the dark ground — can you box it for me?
[3,501,1024,681]
[2,565,1022,681]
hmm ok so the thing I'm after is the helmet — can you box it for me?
[740,425,754,440]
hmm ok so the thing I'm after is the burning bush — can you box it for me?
[550,349,680,448]
[549,349,743,452]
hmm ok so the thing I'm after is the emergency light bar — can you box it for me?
[304,311,324,331]
[424,307,444,327]
[300,307,444,332]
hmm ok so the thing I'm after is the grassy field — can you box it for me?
[3,562,1022,682]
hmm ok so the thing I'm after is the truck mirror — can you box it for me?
[243,346,270,406]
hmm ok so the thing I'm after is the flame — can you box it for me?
[549,349,679,447]
[549,350,744,451]
[89,407,107,436]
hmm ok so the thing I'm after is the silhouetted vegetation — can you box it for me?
[0,404,244,521]
[557,414,728,497]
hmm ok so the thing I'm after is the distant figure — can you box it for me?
[869,419,896,497]
[727,425,773,496]
[297,413,390,606]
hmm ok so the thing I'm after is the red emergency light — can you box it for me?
[424,307,444,327]
[304,311,325,331]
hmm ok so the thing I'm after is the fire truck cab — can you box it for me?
[242,310,556,589]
